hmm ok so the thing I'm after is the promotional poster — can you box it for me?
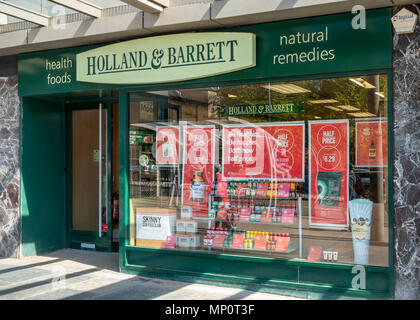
[222,122,305,181]
[156,126,181,165]
[355,119,388,167]
[181,126,215,219]
[309,120,349,229]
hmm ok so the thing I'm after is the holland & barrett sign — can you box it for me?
[221,102,303,117]
[76,33,256,84]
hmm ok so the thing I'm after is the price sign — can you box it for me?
[232,233,245,249]
[309,120,349,229]
[277,183,290,198]
[307,246,323,261]
[254,234,267,251]
[281,208,295,224]
[165,236,176,249]
[275,237,290,252]
[212,234,226,247]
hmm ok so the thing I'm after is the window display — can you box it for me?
[128,74,389,267]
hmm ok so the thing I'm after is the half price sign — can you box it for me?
[309,120,349,229]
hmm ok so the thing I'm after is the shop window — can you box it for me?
[128,74,389,267]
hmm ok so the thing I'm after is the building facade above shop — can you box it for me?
[0,0,417,57]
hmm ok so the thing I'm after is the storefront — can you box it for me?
[18,8,394,298]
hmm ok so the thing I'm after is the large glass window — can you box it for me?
[128,74,389,267]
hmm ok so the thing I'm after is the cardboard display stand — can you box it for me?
[136,207,177,249]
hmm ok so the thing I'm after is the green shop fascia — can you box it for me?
[18,8,393,299]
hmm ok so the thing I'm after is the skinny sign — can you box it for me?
[76,32,256,84]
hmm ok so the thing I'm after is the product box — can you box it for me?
[277,183,290,198]
[176,234,190,248]
[185,221,198,233]
[180,207,193,219]
[189,235,201,248]
[176,220,186,233]
[136,208,177,248]
[260,209,273,223]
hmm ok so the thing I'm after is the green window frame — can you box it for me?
[117,68,394,299]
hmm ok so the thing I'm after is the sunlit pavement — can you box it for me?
[0,249,304,300]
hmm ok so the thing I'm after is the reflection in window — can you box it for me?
[128,74,389,267]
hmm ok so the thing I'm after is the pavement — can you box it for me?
[0,249,304,300]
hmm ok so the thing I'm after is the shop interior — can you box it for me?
[128,74,390,267]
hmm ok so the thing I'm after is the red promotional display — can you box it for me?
[156,126,180,165]
[307,246,323,261]
[275,236,290,252]
[182,126,215,219]
[232,233,245,249]
[355,119,388,167]
[165,236,176,249]
[222,122,305,181]
[309,120,349,229]
[212,234,226,248]
[254,234,267,251]
[281,208,295,224]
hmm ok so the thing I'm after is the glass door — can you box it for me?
[68,104,112,251]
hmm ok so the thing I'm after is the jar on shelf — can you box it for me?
[190,171,205,202]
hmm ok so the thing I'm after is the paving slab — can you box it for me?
[0,249,304,300]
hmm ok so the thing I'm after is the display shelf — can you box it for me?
[208,197,303,258]
[225,196,300,200]
[215,219,297,226]
[205,245,297,254]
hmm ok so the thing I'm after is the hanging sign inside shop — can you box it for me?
[181,125,215,219]
[220,102,303,117]
[76,32,256,84]
[308,120,349,230]
[156,126,180,165]
[391,8,418,34]
[222,122,305,181]
[355,119,388,167]
[129,130,154,145]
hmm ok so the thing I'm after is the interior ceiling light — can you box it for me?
[337,105,360,111]
[308,99,338,104]
[349,78,376,89]
[325,106,342,112]
[347,112,377,117]
[314,116,321,119]
[374,92,385,98]
[262,84,311,94]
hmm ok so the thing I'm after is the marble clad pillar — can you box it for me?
[0,67,20,258]
[392,4,420,300]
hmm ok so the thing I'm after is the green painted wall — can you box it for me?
[18,8,392,97]
[21,97,66,256]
